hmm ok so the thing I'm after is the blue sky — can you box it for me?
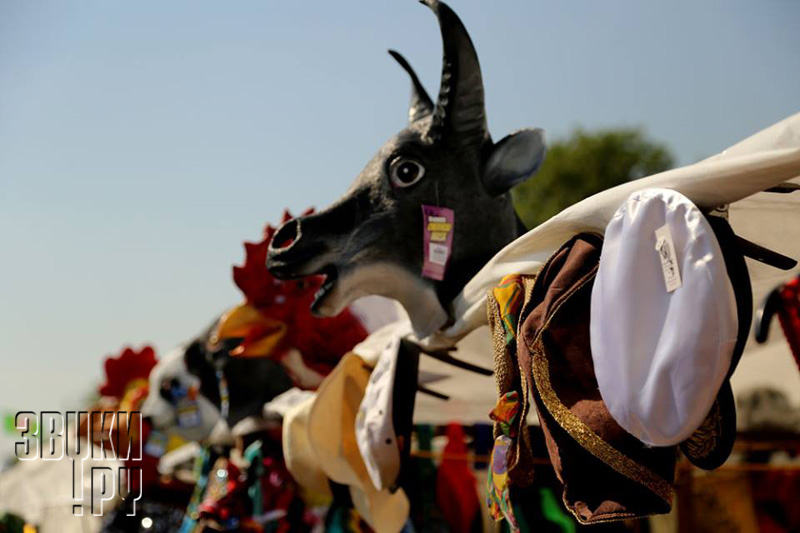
[0,0,798,449]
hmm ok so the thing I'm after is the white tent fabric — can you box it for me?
[353,112,800,423]
[728,183,800,405]
[0,441,123,532]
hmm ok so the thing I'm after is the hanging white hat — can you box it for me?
[356,337,403,491]
[356,336,420,492]
[307,352,410,532]
[590,188,739,446]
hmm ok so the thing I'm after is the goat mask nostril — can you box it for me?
[271,219,300,250]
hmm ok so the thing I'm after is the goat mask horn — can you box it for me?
[389,50,434,124]
[422,0,488,148]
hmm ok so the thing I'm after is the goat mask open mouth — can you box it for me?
[266,214,339,311]
[312,264,339,313]
[270,258,448,339]
[267,216,448,337]
[320,262,448,337]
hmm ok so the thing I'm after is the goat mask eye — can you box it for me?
[389,157,425,188]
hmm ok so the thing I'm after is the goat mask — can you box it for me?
[267,0,546,337]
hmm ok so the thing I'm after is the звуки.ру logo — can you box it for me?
[14,411,146,517]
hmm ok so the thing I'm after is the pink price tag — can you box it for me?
[421,205,455,281]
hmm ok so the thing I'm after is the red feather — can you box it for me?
[98,345,158,398]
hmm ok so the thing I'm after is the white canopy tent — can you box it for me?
[0,441,123,532]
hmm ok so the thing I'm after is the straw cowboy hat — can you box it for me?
[282,393,331,497]
[291,352,409,532]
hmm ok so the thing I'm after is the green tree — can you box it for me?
[512,128,674,228]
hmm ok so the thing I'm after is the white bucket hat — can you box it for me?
[590,188,738,446]
[355,336,420,492]
[356,337,402,491]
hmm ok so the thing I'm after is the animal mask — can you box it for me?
[267,1,546,336]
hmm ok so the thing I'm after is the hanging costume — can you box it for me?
[485,187,768,524]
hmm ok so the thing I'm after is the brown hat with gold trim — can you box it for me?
[516,232,676,524]
[677,215,751,470]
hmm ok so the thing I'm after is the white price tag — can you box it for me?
[655,224,682,292]
[428,242,449,266]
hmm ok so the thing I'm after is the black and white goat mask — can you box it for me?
[267,0,545,337]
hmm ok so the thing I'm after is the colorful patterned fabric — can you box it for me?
[489,391,521,438]
[180,447,213,533]
[244,441,264,517]
[179,440,307,533]
[493,274,526,345]
[487,391,522,530]
[488,275,532,530]
[196,457,244,527]
[487,435,518,530]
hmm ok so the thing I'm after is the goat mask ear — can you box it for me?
[483,128,546,195]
